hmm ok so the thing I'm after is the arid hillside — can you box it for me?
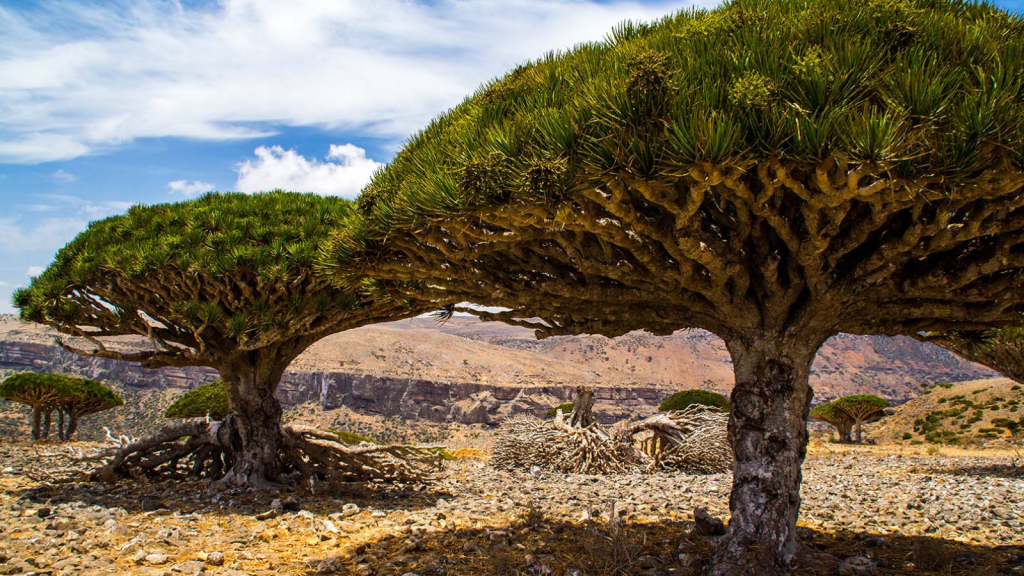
[871,377,1024,445]
[0,314,995,404]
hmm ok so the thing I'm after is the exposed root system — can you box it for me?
[84,419,443,487]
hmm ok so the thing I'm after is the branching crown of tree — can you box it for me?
[321,1,1024,572]
[659,390,731,413]
[328,0,1024,344]
[13,191,434,487]
[1,373,123,441]
[165,381,229,420]
[0,373,122,412]
[920,328,1024,384]
[14,192,421,369]
[808,401,850,427]
[809,400,854,442]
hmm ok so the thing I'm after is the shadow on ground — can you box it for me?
[11,476,452,518]
[308,515,1024,576]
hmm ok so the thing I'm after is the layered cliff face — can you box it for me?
[0,314,997,439]
[0,339,666,428]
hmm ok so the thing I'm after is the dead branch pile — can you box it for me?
[490,413,637,474]
[84,419,442,486]
[621,406,732,474]
[491,388,732,476]
[491,387,639,474]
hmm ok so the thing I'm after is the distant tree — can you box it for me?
[920,329,1024,384]
[832,394,890,443]
[809,401,853,443]
[14,192,433,487]
[165,381,229,421]
[659,390,731,413]
[324,1,1024,569]
[0,373,122,441]
[546,402,575,418]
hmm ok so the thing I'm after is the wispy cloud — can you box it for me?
[234,144,381,197]
[26,266,45,277]
[0,196,132,254]
[168,179,216,196]
[52,169,76,182]
[0,0,702,164]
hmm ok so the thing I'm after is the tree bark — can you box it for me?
[217,350,292,489]
[569,386,596,428]
[41,410,52,440]
[64,407,78,441]
[58,409,65,441]
[837,421,852,444]
[853,418,863,443]
[707,336,821,576]
[31,406,42,441]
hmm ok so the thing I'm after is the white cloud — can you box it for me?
[0,280,8,287]
[0,196,131,254]
[26,266,44,277]
[52,169,75,182]
[168,179,216,196]
[0,0,710,164]
[235,144,381,197]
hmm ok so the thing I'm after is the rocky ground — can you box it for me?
[0,441,1022,576]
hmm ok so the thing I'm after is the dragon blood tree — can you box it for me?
[0,373,122,441]
[325,1,1024,572]
[809,401,854,443]
[919,328,1024,384]
[14,192,434,488]
[831,394,889,443]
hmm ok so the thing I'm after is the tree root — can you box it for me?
[85,420,443,487]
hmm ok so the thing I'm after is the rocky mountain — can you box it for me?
[0,314,996,437]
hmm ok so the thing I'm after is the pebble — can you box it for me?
[841,556,877,576]
[0,442,1020,575]
[205,551,225,566]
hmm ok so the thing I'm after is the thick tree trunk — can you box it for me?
[837,421,852,443]
[41,410,52,440]
[31,406,42,441]
[217,351,291,489]
[707,336,821,576]
[64,408,78,441]
[58,410,65,440]
[569,386,596,428]
[853,419,863,443]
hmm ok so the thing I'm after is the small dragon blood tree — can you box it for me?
[831,394,890,443]
[809,401,854,443]
[14,192,437,488]
[0,373,123,441]
[165,381,230,421]
[324,0,1024,572]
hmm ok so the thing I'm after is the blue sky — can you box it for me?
[0,0,1022,313]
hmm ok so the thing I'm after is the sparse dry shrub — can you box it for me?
[572,520,643,575]
[912,537,953,571]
